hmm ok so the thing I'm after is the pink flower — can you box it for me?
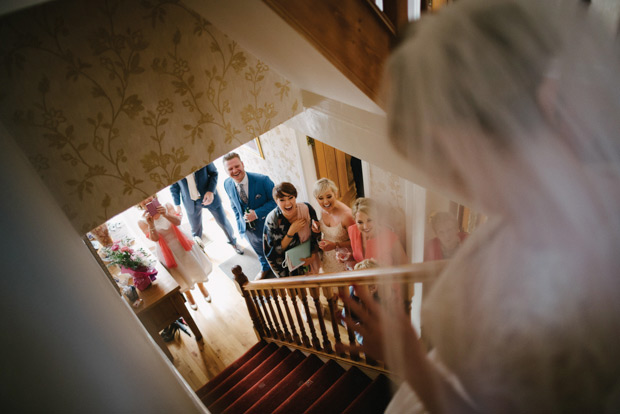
[120,246,131,253]
[110,244,119,251]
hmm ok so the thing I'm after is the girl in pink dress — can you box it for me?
[345,197,408,268]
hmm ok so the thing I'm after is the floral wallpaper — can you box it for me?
[0,0,301,233]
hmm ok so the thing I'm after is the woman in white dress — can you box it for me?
[138,195,212,310]
[342,0,620,412]
[312,178,355,273]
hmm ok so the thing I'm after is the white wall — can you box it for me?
[0,126,206,413]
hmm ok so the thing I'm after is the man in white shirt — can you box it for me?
[170,163,243,255]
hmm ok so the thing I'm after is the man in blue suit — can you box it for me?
[223,152,277,279]
[170,163,243,255]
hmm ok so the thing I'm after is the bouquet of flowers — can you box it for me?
[101,238,157,290]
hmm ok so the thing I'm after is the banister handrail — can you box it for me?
[241,261,447,290]
[232,260,447,375]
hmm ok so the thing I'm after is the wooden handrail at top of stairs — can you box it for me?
[262,0,410,105]
[239,261,446,291]
[232,260,447,373]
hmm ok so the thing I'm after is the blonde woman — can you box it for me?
[346,197,408,268]
[424,212,469,261]
[137,195,212,310]
[313,178,355,273]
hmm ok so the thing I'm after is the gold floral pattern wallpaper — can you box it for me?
[0,0,301,233]
[234,125,305,197]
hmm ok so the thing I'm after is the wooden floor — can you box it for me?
[102,202,259,392]
[163,247,259,391]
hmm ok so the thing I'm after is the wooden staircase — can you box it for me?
[197,261,445,413]
[197,341,394,414]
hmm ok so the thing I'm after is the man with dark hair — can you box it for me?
[223,152,276,279]
[170,163,243,255]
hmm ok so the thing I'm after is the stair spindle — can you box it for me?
[403,282,414,316]
[256,290,277,339]
[280,288,302,345]
[323,286,346,357]
[288,288,311,348]
[310,287,333,353]
[298,287,322,351]
[271,288,292,342]
[338,286,360,361]
[263,289,284,341]
[354,284,379,366]
[232,266,265,339]
[250,290,272,338]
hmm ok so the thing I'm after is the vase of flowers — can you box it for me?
[101,240,157,291]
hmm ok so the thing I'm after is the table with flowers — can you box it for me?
[133,261,203,361]
[96,233,203,361]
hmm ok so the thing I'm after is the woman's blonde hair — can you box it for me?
[351,197,375,218]
[313,178,338,199]
[429,211,459,232]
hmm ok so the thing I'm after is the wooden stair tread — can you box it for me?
[342,374,394,414]
[272,359,345,414]
[304,366,372,414]
[221,350,307,414]
[244,353,324,414]
[199,342,395,414]
[203,342,279,405]
[195,340,266,399]
[209,346,291,413]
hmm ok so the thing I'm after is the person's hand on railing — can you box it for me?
[338,284,386,360]
[339,284,424,366]
[340,284,477,413]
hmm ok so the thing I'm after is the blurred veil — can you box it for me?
[383,0,620,411]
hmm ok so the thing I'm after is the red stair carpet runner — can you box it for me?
[196,341,393,414]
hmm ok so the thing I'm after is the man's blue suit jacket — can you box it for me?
[170,163,219,215]
[224,172,276,236]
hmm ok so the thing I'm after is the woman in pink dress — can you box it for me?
[424,212,469,261]
[345,197,408,268]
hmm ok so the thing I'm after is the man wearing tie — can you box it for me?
[223,152,277,279]
[170,163,243,255]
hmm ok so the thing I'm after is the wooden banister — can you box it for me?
[262,0,405,105]
[243,261,445,290]
[233,261,447,373]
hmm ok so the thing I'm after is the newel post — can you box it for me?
[233,265,265,340]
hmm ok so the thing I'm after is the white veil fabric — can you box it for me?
[385,0,620,412]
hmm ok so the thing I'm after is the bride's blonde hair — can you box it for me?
[312,178,338,199]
